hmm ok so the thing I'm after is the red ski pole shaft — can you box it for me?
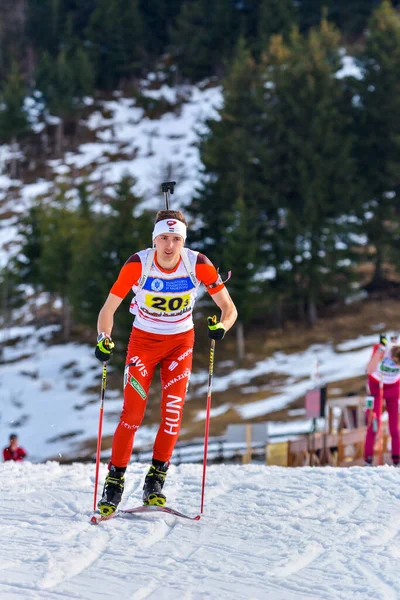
[200,339,215,515]
[93,362,107,511]
[378,380,384,466]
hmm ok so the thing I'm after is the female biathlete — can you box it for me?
[365,333,400,466]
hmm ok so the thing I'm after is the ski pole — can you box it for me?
[93,362,107,511]
[200,337,216,515]
[377,379,384,466]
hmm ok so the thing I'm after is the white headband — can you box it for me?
[152,219,187,242]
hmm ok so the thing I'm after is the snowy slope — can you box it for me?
[1,461,399,600]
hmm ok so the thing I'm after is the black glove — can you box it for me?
[207,315,226,340]
[95,333,115,362]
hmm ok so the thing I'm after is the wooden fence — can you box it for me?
[128,421,393,468]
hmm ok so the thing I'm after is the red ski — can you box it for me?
[90,504,201,524]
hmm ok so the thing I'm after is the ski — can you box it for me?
[90,504,201,524]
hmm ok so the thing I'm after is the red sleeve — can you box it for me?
[195,253,225,295]
[3,448,10,461]
[18,448,27,459]
[110,254,142,298]
[371,343,380,359]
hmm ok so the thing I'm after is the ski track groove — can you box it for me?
[36,465,142,591]
[349,557,398,600]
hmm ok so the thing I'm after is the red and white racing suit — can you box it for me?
[109,248,224,467]
[365,343,400,464]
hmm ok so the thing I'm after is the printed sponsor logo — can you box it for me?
[129,376,147,399]
[129,356,148,377]
[120,420,139,431]
[178,347,193,362]
[168,349,192,372]
[143,277,194,293]
[164,394,183,436]
[163,368,191,391]
[381,364,399,373]
[140,305,191,319]
[166,220,177,226]
[151,278,164,292]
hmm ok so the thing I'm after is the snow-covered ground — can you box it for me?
[1,461,399,600]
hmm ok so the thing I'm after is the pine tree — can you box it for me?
[86,0,145,89]
[221,197,259,361]
[36,45,94,154]
[0,60,30,177]
[71,46,94,100]
[38,189,82,339]
[189,37,265,258]
[327,0,381,36]
[0,0,29,81]
[168,0,237,82]
[13,204,44,287]
[189,37,274,348]
[69,176,154,362]
[14,189,80,339]
[27,0,63,56]
[139,0,185,57]
[254,0,297,56]
[58,0,97,38]
[258,22,360,325]
[355,1,400,286]
[36,49,75,155]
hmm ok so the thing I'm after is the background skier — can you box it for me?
[365,333,400,466]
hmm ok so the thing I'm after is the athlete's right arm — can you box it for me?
[97,293,124,336]
[97,255,142,336]
[366,345,385,375]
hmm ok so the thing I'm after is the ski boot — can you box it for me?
[143,459,169,506]
[97,464,126,516]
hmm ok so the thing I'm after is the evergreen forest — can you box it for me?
[2,1,400,360]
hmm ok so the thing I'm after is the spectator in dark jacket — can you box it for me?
[3,433,27,462]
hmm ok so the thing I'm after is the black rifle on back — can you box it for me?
[161,181,176,209]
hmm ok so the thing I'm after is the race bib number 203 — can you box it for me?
[145,293,190,313]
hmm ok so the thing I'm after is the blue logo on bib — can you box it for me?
[144,277,194,293]
[151,278,164,292]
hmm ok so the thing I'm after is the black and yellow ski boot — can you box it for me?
[98,465,126,516]
[143,459,169,506]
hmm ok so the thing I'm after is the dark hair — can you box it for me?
[9,433,17,441]
[155,210,187,226]
[392,346,400,365]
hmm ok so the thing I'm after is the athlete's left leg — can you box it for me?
[364,376,380,464]
[152,329,195,463]
[385,381,400,465]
